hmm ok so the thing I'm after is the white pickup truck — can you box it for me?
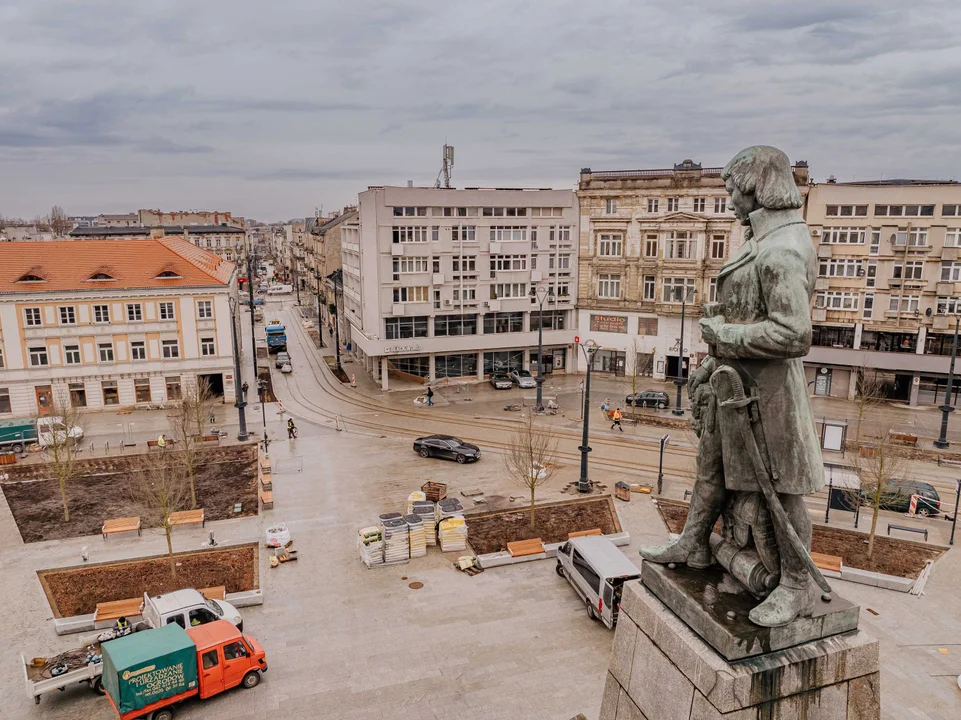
[22,589,242,705]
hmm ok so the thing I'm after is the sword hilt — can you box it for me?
[710,365,754,406]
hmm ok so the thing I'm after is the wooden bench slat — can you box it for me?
[810,552,843,574]
[260,487,273,509]
[94,597,143,623]
[507,538,545,557]
[169,509,205,527]
[102,517,142,538]
[568,528,602,539]
[200,586,226,600]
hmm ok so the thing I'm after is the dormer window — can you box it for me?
[16,273,46,283]
[87,272,116,281]
[155,270,183,279]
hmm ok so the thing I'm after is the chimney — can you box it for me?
[407,180,414,188]
[150,227,165,239]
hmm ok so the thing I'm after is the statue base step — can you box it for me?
[600,581,880,720]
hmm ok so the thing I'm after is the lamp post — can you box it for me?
[246,242,258,380]
[256,378,269,453]
[934,315,960,449]
[228,298,249,442]
[313,270,325,347]
[578,340,601,493]
[657,434,670,495]
[530,285,554,412]
[327,269,343,372]
[951,479,960,546]
[673,286,696,416]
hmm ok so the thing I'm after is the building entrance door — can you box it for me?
[814,368,832,396]
[35,385,53,415]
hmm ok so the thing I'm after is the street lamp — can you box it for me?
[228,297,249,442]
[657,434,670,495]
[256,378,269,454]
[313,270,325,347]
[578,340,601,493]
[673,285,696,416]
[327,269,343,372]
[530,285,554,412]
[245,241,258,380]
[934,315,960,449]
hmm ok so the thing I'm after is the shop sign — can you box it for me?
[590,314,628,333]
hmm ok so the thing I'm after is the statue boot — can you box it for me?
[640,480,725,569]
[748,580,814,627]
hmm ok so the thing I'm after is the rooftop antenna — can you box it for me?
[435,144,454,188]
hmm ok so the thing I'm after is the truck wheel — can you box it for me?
[587,600,598,621]
[151,710,175,720]
[242,671,261,689]
[92,677,105,695]
[555,563,565,578]
[134,622,149,633]
[12,442,24,454]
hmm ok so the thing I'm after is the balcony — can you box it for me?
[814,278,830,291]
[816,245,833,259]
[937,281,957,295]
[941,247,960,261]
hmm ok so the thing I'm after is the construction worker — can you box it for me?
[157,433,167,449]
[611,408,624,432]
[116,616,130,634]
[287,418,297,439]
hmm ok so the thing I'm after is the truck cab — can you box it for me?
[36,416,84,448]
[141,589,243,633]
[189,621,267,699]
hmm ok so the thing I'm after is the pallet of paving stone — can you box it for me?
[405,514,428,558]
[437,498,464,519]
[381,517,410,565]
[358,526,384,567]
[438,515,468,552]
[407,491,427,515]
[412,501,437,546]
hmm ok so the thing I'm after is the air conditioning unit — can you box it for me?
[444,299,452,306]
[811,229,821,237]
[483,301,491,307]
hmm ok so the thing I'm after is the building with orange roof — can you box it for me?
[0,238,241,416]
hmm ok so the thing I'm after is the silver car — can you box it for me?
[510,369,537,388]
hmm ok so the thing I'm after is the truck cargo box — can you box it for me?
[102,625,197,716]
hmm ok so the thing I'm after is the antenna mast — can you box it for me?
[435,144,454,188]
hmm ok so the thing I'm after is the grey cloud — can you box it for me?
[738,5,871,32]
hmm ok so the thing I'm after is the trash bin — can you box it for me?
[615,482,631,502]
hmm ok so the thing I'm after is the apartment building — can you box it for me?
[0,239,238,417]
[341,186,579,389]
[805,179,961,405]
[307,207,359,313]
[576,160,811,380]
[69,225,247,262]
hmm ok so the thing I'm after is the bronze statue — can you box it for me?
[640,146,828,627]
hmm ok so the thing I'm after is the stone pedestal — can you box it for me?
[599,582,880,719]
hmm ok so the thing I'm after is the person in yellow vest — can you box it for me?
[611,408,624,432]
[157,434,167,449]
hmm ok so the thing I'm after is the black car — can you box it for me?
[413,435,481,464]
[626,391,670,409]
[861,479,941,517]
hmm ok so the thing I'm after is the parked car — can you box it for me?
[274,352,291,369]
[280,362,292,374]
[626,390,670,409]
[489,374,513,390]
[861,479,941,517]
[510,369,537,388]
[253,297,265,306]
[555,536,641,629]
[413,435,481,464]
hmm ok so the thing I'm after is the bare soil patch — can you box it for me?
[38,543,259,617]
[465,496,622,555]
[1,444,258,543]
[655,499,943,579]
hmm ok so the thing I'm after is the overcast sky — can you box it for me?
[2,0,960,222]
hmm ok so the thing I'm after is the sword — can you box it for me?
[709,365,833,596]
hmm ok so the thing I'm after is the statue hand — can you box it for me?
[699,315,725,346]
[688,362,712,396]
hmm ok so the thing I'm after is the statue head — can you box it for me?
[721,146,803,225]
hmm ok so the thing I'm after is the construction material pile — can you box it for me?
[358,526,384,567]
[412,500,437,546]
[406,491,426,514]
[438,497,464,519]
[439,516,468,552]
[405,514,427,558]
[380,514,410,565]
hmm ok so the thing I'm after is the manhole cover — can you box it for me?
[408,581,424,590]
[401,576,408,581]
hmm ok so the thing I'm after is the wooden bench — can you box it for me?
[888,523,928,541]
[200,586,226,601]
[507,538,545,557]
[94,597,143,623]
[568,528,602,539]
[811,552,843,574]
[260,487,274,510]
[888,430,918,447]
[169,509,205,528]
[102,516,142,540]
[146,439,177,450]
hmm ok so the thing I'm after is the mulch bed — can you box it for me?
[843,439,961,464]
[619,411,692,430]
[465,496,622,555]
[1,444,258,543]
[655,499,943,579]
[38,543,259,617]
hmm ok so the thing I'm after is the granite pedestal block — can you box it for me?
[599,582,880,720]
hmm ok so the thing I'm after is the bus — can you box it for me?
[265,323,287,353]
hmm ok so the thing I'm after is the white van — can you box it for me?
[555,536,641,629]
[140,589,244,632]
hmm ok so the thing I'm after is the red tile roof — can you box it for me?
[0,238,235,293]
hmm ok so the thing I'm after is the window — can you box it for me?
[200,337,216,356]
[126,303,142,321]
[818,259,862,278]
[597,274,621,299]
[866,261,877,288]
[190,608,219,627]
[893,227,928,246]
[693,198,706,213]
[69,383,86,408]
[530,309,566,331]
[709,277,718,303]
[644,235,659,258]
[710,235,726,260]
[197,300,213,319]
[647,198,659,213]
[102,380,119,406]
[667,198,679,212]
[555,281,571,298]
[432,258,440,274]
[822,227,866,244]
[548,255,571,271]
[435,353,477,378]
[59,306,76,325]
[29,346,49,366]
[938,297,961,315]
[431,226,439,242]
[392,226,429,243]
[165,376,182,401]
[572,549,602,592]
[99,342,115,362]
[161,339,179,359]
[135,378,151,403]
[605,198,617,214]
[385,316,428,339]
[643,275,656,300]
[598,233,623,257]
[944,205,960,217]
[490,255,527,271]
[131,341,146,361]
[202,650,219,671]
[158,302,175,320]
[433,289,441,309]
[490,226,527,242]
[434,314,477,336]
[0,388,9,414]
[667,231,696,259]
[888,295,920,313]
[869,231,881,256]
[876,204,935,217]
[815,291,860,311]
[392,287,428,303]
[863,293,874,319]
[941,262,961,282]
[64,345,81,365]
[24,307,42,326]
[483,312,524,334]
[893,261,924,281]
[391,356,430,377]
[714,197,727,214]
[93,305,109,323]
[442,207,470,217]
[392,207,427,217]
[452,255,476,273]
[491,283,527,298]
[946,229,961,247]
[826,205,868,217]
[663,277,696,302]
[452,287,476,302]
[393,257,429,274]
[451,225,476,243]
[0,346,3,368]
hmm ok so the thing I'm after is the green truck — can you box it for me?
[0,417,84,454]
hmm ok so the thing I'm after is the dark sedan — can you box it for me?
[626,391,669,408]
[413,435,481,464]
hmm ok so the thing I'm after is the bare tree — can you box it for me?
[504,412,558,529]
[852,367,885,449]
[32,215,51,232]
[131,453,191,578]
[35,392,86,522]
[167,378,215,508]
[853,436,906,559]
[49,205,71,237]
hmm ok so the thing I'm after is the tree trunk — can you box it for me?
[165,526,176,578]
[530,486,536,529]
[187,466,197,510]
[59,477,70,521]
[867,483,884,559]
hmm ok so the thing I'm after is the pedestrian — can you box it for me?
[287,418,297,439]
[611,408,623,432]
[157,433,167,449]
[426,386,434,406]
[242,381,249,396]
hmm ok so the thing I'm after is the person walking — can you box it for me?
[611,408,624,432]
[426,386,434,406]
[287,418,297,439]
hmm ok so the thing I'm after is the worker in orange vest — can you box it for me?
[611,408,624,432]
